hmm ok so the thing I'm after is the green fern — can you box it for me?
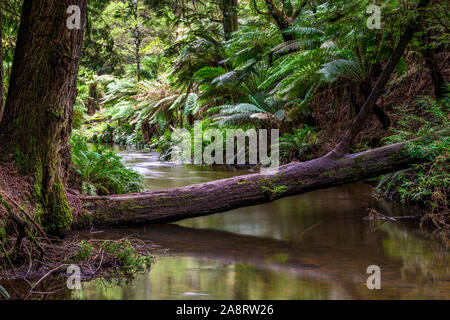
[71,134,143,195]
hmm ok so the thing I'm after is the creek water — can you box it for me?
[70,146,449,300]
[7,146,450,300]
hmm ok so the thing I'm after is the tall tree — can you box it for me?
[422,33,445,99]
[252,0,308,43]
[0,0,87,235]
[221,0,238,40]
[129,0,142,80]
[0,0,4,123]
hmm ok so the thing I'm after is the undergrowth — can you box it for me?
[279,126,320,163]
[70,133,143,195]
[375,93,449,236]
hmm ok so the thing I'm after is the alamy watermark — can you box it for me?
[366,265,381,290]
[367,4,381,30]
[67,5,81,30]
[66,264,81,290]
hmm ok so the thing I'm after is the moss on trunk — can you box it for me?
[0,0,87,236]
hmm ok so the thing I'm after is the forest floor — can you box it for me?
[0,161,153,300]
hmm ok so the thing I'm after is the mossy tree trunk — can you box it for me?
[0,0,87,235]
[0,1,4,123]
[222,0,239,40]
[264,0,295,42]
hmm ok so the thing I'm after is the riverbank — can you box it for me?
[1,144,449,299]
[2,174,449,299]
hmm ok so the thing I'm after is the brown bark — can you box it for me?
[75,136,444,228]
[87,81,100,115]
[251,0,296,43]
[264,0,295,42]
[358,79,390,130]
[222,0,239,40]
[0,1,4,123]
[0,0,87,235]
[423,35,445,99]
[133,0,142,81]
[262,0,311,65]
[327,0,430,158]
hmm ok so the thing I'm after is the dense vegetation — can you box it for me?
[2,0,448,222]
[68,0,449,228]
[0,0,448,289]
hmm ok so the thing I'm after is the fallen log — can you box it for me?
[75,139,435,228]
[73,0,438,229]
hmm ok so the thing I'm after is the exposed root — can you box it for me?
[0,160,154,300]
[0,234,154,300]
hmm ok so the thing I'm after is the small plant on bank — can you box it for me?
[100,240,153,273]
[75,240,95,262]
[279,126,320,163]
[70,133,143,195]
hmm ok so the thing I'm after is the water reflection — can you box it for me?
[66,146,449,300]
[3,146,445,300]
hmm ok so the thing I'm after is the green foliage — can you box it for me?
[73,100,88,130]
[70,133,143,195]
[151,130,177,161]
[78,74,205,146]
[210,91,286,128]
[151,120,260,163]
[279,126,320,163]
[151,120,218,161]
[100,240,152,273]
[383,95,449,161]
[168,22,225,90]
[376,94,449,228]
[74,239,153,274]
[225,22,280,70]
[318,55,370,84]
[75,240,95,261]
[74,0,449,152]
[262,184,288,195]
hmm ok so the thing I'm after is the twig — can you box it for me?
[26,264,69,298]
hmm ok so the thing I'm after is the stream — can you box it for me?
[12,146,450,299]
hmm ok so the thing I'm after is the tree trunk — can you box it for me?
[328,0,430,158]
[0,0,87,235]
[422,37,445,99]
[264,0,295,42]
[222,0,238,40]
[358,80,390,130]
[87,81,100,115]
[75,136,444,228]
[133,0,141,81]
[0,1,4,123]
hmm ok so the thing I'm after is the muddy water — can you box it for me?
[12,147,449,300]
